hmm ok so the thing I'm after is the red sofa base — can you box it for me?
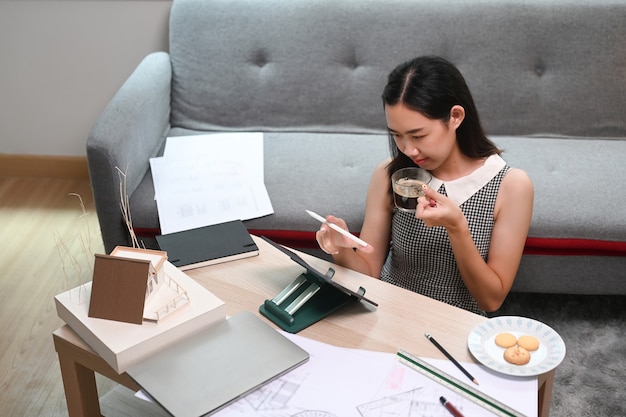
[135,227,626,257]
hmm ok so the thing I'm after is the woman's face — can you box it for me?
[385,103,461,172]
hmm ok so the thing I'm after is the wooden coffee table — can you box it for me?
[53,236,554,416]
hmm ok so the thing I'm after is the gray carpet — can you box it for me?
[493,293,626,417]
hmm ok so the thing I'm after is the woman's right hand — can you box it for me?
[315,215,359,255]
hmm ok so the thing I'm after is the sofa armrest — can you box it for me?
[87,51,172,253]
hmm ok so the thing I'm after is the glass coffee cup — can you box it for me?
[391,167,432,212]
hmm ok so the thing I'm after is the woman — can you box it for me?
[316,56,533,315]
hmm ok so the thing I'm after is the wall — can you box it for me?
[0,0,172,157]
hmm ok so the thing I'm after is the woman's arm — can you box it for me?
[316,160,393,277]
[418,168,534,311]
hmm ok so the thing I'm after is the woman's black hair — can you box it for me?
[382,56,501,176]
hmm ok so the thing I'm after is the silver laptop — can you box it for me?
[127,311,309,416]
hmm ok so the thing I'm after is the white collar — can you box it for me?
[428,154,506,206]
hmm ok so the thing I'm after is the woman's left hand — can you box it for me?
[416,184,465,228]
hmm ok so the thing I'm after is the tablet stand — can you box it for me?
[259,237,377,333]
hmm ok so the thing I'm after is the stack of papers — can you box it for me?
[150,133,274,234]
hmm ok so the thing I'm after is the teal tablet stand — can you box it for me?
[259,236,378,333]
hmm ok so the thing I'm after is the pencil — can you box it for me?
[440,396,465,417]
[425,333,479,385]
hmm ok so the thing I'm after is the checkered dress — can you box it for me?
[380,164,511,316]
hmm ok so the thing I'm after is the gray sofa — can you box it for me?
[87,0,626,295]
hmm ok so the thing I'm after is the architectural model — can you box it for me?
[88,246,190,324]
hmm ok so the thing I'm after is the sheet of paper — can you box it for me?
[149,133,273,234]
[162,132,265,183]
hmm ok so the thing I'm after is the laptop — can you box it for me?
[126,311,309,416]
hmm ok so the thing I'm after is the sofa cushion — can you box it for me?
[492,136,626,243]
[131,131,626,257]
[168,0,625,138]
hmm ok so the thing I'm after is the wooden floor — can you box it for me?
[0,176,117,416]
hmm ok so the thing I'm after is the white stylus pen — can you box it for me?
[305,209,369,248]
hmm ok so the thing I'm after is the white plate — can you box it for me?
[467,316,566,376]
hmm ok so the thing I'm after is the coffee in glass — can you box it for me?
[391,167,432,212]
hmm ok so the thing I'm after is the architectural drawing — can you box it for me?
[357,387,452,417]
[213,366,452,417]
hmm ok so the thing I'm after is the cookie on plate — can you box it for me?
[495,332,517,348]
[517,335,540,351]
[503,346,531,365]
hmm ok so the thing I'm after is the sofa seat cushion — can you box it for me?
[131,132,626,257]
[491,135,626,242]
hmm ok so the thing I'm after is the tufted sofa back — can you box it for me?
[169,0,625,138]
